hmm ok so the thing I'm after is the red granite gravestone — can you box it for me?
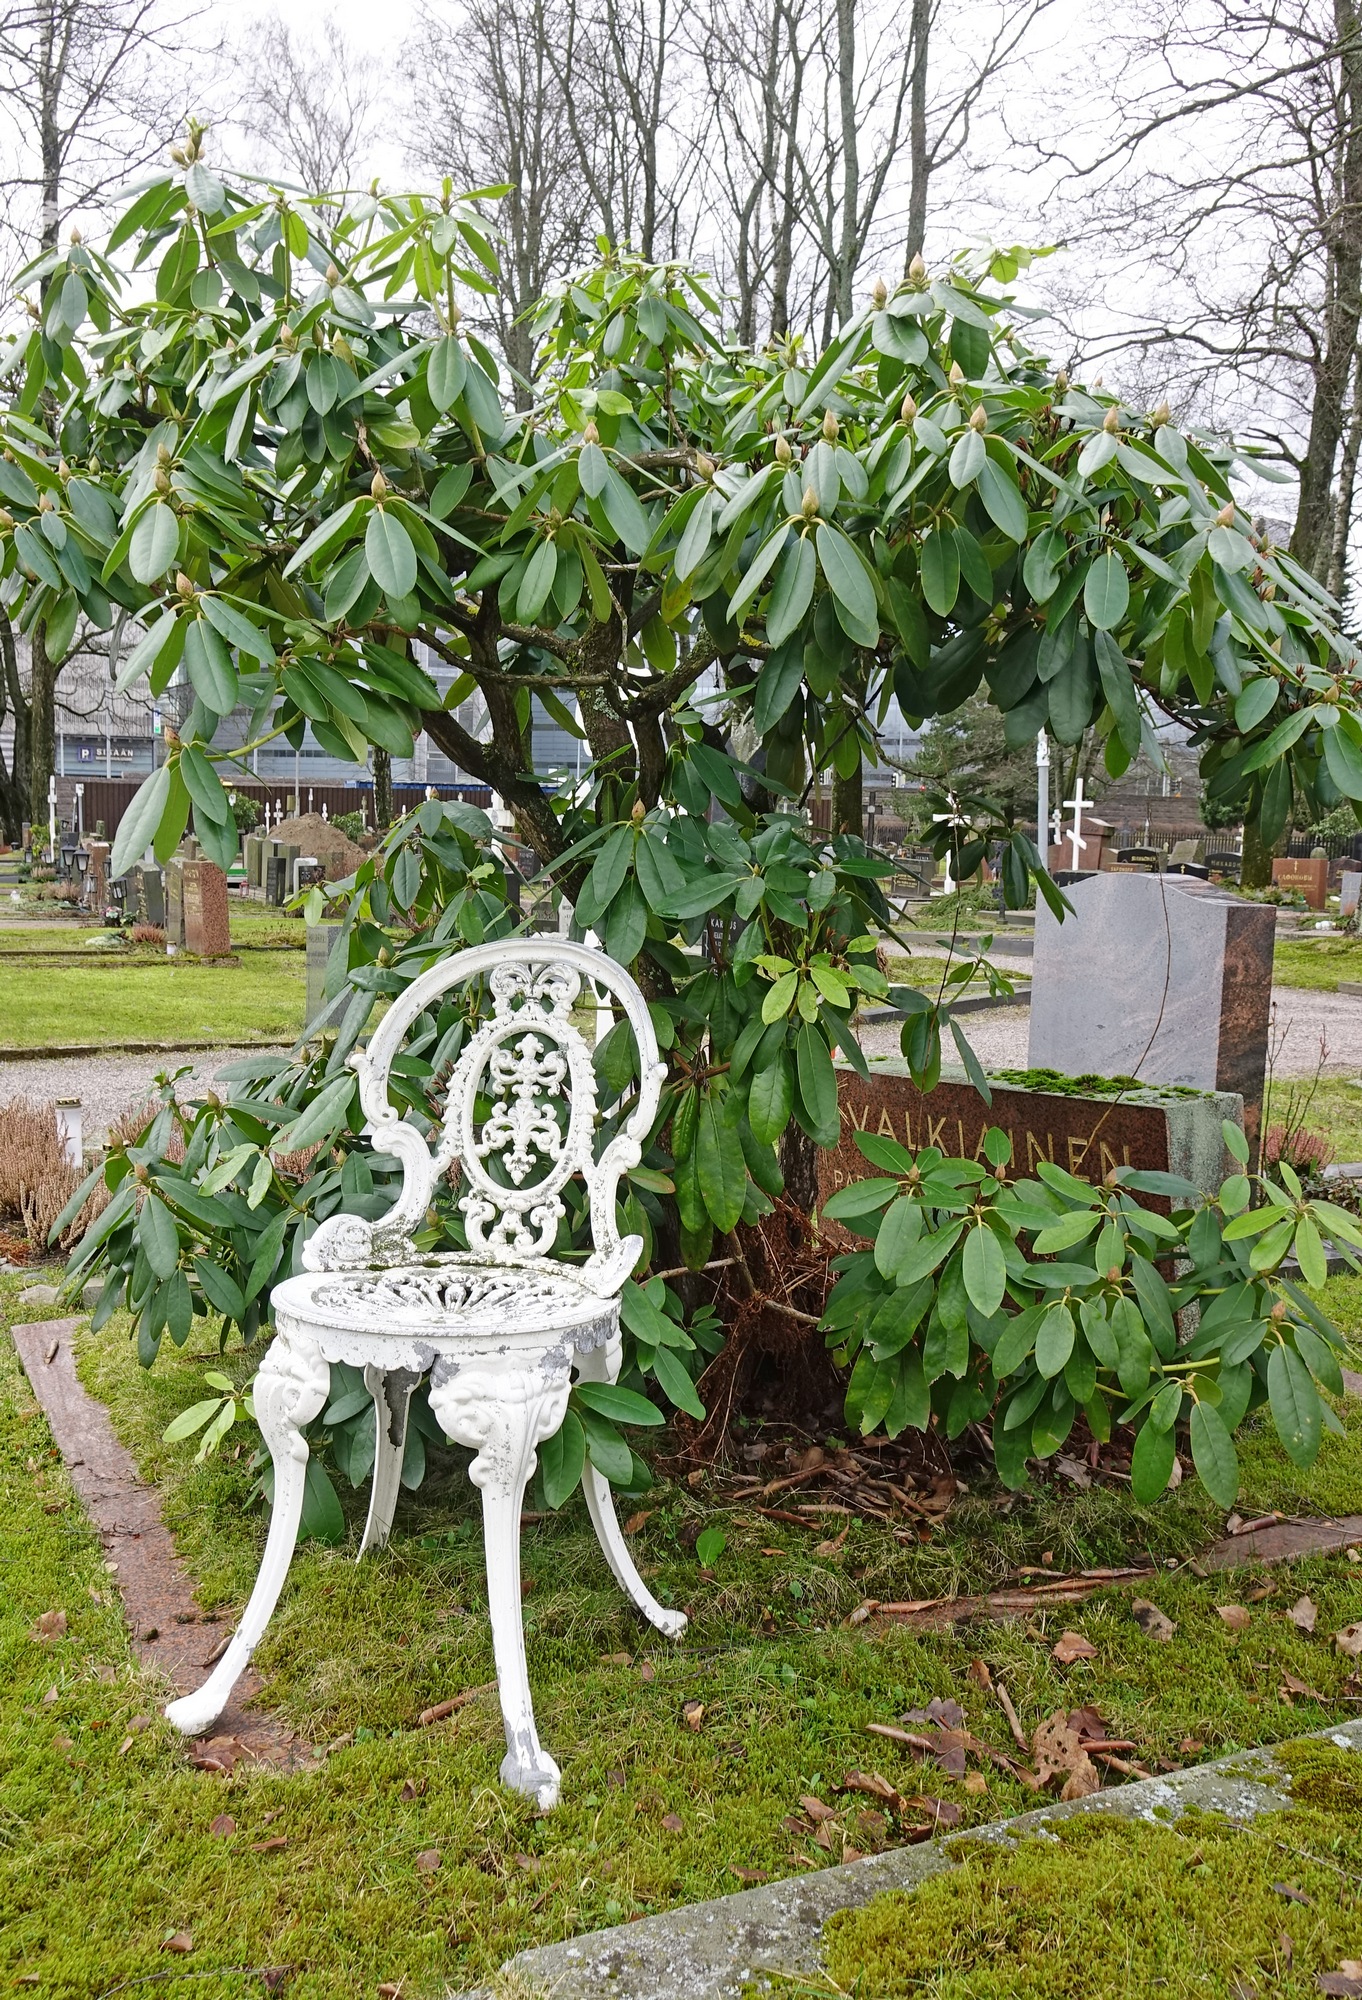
[181,861,231,958]
[86,839,110,912]
[1271,855,1328,909]
[818,1062,1242,1222]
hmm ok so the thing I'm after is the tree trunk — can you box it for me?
[902,0,931,268]
[27,621,58,839]
[1328,347,1362,599]
[831,760,862,837]
[1241,816,1274,891]
[779,1122,819,1214]
[1290,1,1362,578]
[0,609,29,844]
[372,746,394,827]
[833,0,860,326]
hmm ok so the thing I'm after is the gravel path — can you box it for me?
[858,985,1362,1079]
[0,1047,289,1144]
[2,984,1358,1148]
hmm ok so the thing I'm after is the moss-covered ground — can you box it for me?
[3,1257,1362,1998]
[817,1737,1362,1998]
[1272,933,1362,991]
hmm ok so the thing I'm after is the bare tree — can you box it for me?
[0,0,202,272]
[548,0,691,258]
[693,0,1052,341]
[228,16,383,196]
[1032,2,1362,589]
[407,0,597,396]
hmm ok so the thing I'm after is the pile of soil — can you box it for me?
[268,812,371,876]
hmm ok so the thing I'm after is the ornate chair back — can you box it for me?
[302,936,666,1295]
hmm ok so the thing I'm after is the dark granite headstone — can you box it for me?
[140,867,166,927]
[264,854,286,905]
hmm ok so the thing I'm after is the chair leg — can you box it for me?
[358,1364,420,1557]
[164,1328,330,1737]
[575,1340,688,1640]
[429,1362,568,1809]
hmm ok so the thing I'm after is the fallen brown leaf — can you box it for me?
[799,1794,837,1824]
[1272,1882,1313,1906]
[623,1511,651,1535]
[160,1934,192,1955]
[660,1812,684,1832]
[31,1610,66,1642]
[681,1699,705,1731]
[963,1771,989,1795]
[514,1853,540,1873]
[1032,1712,1100,1800]
[1217,1605,1251,1632]
[1335,1623,1362,1659]
[253,1836,288,1854]
[845,1599,877,1626]
[1131,1598,1176,1642]
[903,1697,966,1729]
[1316,1974,1362,1997]
[377,1981,405,1998]
[904,1794,962,1828]
[600,1652,633,1667]
[639,1660,655,1683]
[1052,1630,1098,1663]
[730,1866,767,1884]
[1288,1595,1318,1634]
[837,1769,901,1805]
[1280,1672,1328,1703]
[967,1658,993,1691]
[814,1528,849,1558]
[1179,1737,1204,1755]
[414,1849,441,1874]
[209,1814,236,1838]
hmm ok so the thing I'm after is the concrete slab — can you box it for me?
[469,1719,1362,2000]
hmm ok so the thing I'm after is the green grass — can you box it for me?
[2,1262,1361,1997]
[0,949,306,1048]
[1264,1078,1362,1159]
[1273,934,1362,991]
[818,1739,1362,1998]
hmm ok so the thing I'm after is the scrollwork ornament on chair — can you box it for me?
[163,936,680,1808]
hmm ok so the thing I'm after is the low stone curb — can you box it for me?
[470,1718,1362,2000]
[0,1037,284,1062]
[10,1317,311,1769]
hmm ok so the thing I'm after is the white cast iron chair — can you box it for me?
[164,937,686,1808]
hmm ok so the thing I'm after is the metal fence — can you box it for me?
[65,778,493,843]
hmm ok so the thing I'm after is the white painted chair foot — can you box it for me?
[430,1363,570,1809]
[164,1329,330,1736]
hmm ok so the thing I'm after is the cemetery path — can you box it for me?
[858,985,1362,1079]
[0,1044,290,1143]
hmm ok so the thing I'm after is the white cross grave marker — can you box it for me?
[1062,781,1095,872]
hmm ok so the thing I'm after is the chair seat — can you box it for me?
[272,1255,618,1352]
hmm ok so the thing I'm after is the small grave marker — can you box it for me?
[1271,855,1328,909]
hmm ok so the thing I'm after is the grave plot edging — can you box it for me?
[469,1718,1362,2000]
